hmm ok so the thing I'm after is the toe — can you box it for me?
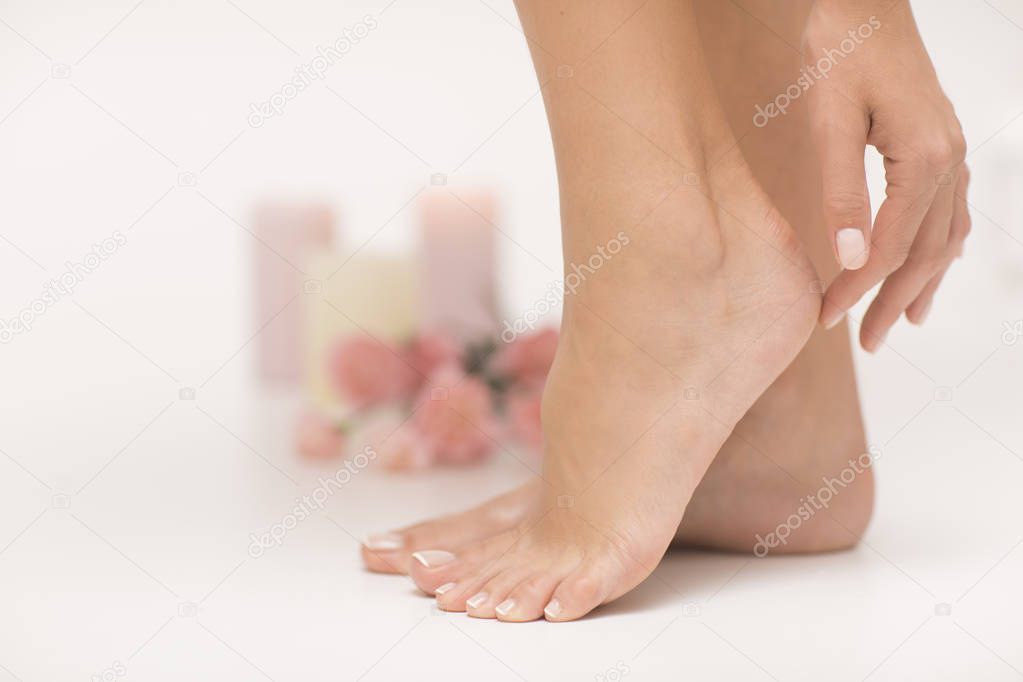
[361,485,537,574]
[545,563,613,622]
[435,570,496,612]
[361,532,410,574]
[496,573,561,622]
[465,569,532,619]
[408,549,462,594]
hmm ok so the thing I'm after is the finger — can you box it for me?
[810,88,872,272]
[948,165,972,257]
[905,267,947,325]
[820,177,935,329]
[858,184,953,350]
[905,166,970,323]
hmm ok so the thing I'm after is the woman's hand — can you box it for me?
[802,0,970,351]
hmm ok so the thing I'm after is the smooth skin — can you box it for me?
[362,0,968,621]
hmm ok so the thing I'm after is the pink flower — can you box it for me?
[406,332,461,379]
[507,388,544,453]
[295,410,346,460]
[492,328,558,385]
[328,335,418,408]
[370,422,434,472]
[414,365,498,465]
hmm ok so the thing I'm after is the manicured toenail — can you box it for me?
[544,599,561,620]
[435,582,456,596]
[412,550,455,568]
[495,599,516,617]
[467,592,489,609]
[365,532,403,550]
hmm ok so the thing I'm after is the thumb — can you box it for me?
[811,92,872,271]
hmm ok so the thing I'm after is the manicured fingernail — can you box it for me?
[822,310,846,330]
[495,599,516,617]
[821,300,846,330]
[467,592,489,609]
[836,228,868,270]
[435,582,456,596]
[544,599,561,620]
[412,550,455,568]
[365,532,403,551]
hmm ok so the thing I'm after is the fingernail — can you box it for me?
[836,228,868,270]
[495,599,516,617]
[365,532,403,551]
[412,550,455,568]
[544,598,561,620]
[435,582,456,596]
[821,301,846,330]
[467,592,489,609]
[916,301,932,325]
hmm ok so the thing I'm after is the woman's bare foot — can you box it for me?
[407,146,818,620]
[361,0,879,593]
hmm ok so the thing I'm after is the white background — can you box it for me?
[1,1,1022,680]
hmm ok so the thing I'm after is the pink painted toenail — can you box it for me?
[544,599,561,620]
[467,592,489,609]
[435,582,456,596]
[365,533,403,550]
[495,599,516,617]
[412,550,455,568]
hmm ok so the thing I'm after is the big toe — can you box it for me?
[361,486,536,574]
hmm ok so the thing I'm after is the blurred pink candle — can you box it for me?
[418,190,498,342]
[252,202,334,385]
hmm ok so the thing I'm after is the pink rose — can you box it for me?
[328,335,418,408]
[369,422,434,472]
[414,365,498,465]
[507,388,544,453]
[406,332,462,379]
[295,410,346,460]
[492,328,558,385]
